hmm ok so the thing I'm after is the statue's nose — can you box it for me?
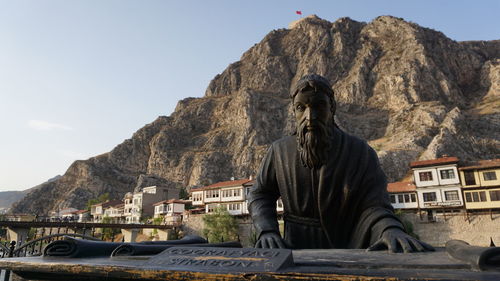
[306,108,317,122]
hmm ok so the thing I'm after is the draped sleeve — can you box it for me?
[247,144,281,238]
[347,145,405,248]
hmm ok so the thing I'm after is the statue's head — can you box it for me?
[291,74,336,169]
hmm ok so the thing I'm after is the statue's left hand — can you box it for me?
[254,231,287,249]
[366,228,434,253]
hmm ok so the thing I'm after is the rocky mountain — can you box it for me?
[0,191,26,213]
[0,175,61,213]
[11,15,499,215]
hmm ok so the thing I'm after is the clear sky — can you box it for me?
[0,0,499,191]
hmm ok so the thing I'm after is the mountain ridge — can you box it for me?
[11,15,500,215]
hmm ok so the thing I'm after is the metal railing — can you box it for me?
[0,233,101,281]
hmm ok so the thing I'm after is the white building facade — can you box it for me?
[190,179,284,215]
[125,185,180,224]
[153,199,189,224]
[104,203,125,223]
[411,157,464,212]
[387,182,418,210]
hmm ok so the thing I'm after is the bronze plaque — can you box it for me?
[145,247,294,272]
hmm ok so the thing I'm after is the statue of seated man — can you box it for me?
[248,74,433,253]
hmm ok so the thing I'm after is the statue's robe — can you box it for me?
[248,127,404,249]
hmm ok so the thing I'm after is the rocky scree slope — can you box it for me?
[11,15,500,215]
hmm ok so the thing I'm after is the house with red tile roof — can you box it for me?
[410,157,463,217]
[104,203,125,223]
[189,178,285,216]
[459,159,500,211]
[90,200,122,222]
[153,199,190,224]
[387,182,418,210]
[74,209,90,222]
[190,179,254,215]
[125,185,180,224]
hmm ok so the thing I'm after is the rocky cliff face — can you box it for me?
[11,15,500,215]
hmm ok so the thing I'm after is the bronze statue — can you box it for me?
[248,74,433,252]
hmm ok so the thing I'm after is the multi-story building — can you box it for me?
[104,203,125,223]
[90,200,122,222]
[410,157,464,216]
[153,199,189,224]
[123,192,134,222]
[60,208,80,221]
[126,185,180,223]
[75,210,90,222]
[387,182,418,210]
[190,178,285,215]
[3,214,36,222]
[191,179,253,215]
[459,159,500,211]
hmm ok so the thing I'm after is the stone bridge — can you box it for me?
[0,221,177,243]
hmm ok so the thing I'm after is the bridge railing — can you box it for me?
[1,233,100,258]
[0,234,101,281]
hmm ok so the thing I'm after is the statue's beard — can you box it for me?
[297,121,333,169]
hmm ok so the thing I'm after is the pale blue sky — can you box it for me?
[0,0,499,191]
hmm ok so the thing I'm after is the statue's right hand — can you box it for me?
[255,232,287,249]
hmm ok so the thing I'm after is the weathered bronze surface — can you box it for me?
[248,74,432,252]
[2,247,500,280]
[146,246,294,272]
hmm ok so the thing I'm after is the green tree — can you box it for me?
[86,193,110,211]
[101,216,119,241]
[202,206,239,243]
[179,186,189,200]
[153,216,164,225]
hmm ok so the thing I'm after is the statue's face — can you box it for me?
[293,89,332,130]
[293,89,333,169]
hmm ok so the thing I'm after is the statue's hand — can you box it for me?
[255,231,287,249]
[367,228,434,253]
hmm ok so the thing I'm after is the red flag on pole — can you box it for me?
[296,10,302,15]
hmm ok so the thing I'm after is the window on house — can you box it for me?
[444,190,459,201]
[390,195,396,204]
[422,192,437,202]
[410,193,417,202]
[464,171,476,185]
[480,191,487,201]
[465,192,472,202]
[398,194,404,203]
[483,171,497,181]
[193,193,201,201]
[440,169,455,180]
[206,190,219,198]
[419,171,433,182]
[490,190,500,201]
[465,191,487,202]
[472,192,479,202]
